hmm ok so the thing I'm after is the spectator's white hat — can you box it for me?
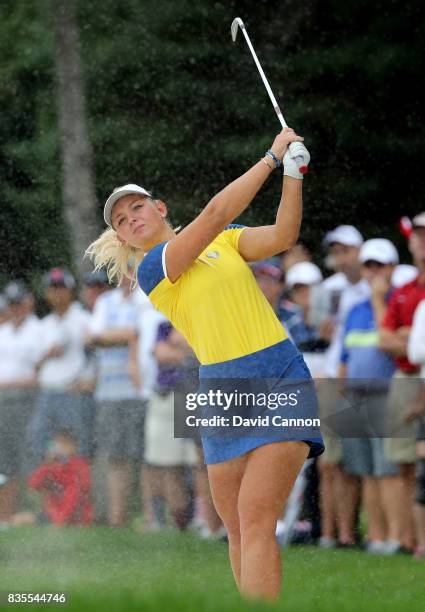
[104,184,152,227]
[359,239,399,265]
[286,262,323,288]
[392,264,418,288]
[412,212,425,229]
[323,225,363,248]
[4,280,31,303]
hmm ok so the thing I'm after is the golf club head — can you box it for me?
[231,17,245,42]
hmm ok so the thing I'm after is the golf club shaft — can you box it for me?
[239,27,286,128]
[238,24,308,172]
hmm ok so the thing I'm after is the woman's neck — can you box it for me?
[143,227,176,252]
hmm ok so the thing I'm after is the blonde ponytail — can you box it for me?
[85,228,144,287]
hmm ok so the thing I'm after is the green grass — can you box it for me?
[0,527,424,611]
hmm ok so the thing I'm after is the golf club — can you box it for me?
[231,17,309,174]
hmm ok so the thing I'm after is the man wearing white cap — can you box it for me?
[339,239,402,553]
[28,269,94,470]
[86,270,147,527]
[320,225,368,377]
[314,225,371,548]
[309,226,364,339]
[286,261,323,288]
[379,212,425,552]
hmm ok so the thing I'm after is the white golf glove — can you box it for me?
[283,142,310,180]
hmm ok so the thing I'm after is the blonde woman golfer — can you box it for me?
[87,127,324,601]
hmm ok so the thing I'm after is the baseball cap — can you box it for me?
[323,225,363,248]
[251,258,284,281]
[412,212,425,230]
[42,268,76,289]
[359,239,399,265]
[104,184,152,227]
[391,264,418,288]
[4,280,31,303]
[286,262,323,288]
[83,270,110,287]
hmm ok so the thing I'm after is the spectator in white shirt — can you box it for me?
[27,269,94,469]
[86,274,146,527]
[315,226,370,547]
[76,270,112,473]
[0,281,42,523]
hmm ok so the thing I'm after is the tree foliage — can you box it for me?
[1,0,424,285]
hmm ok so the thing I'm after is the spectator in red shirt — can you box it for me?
[10,429,93,527]
[379,212,425,552]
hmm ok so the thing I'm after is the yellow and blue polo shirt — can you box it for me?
[137,224,287,365]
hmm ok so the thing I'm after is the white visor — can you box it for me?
[104,184,152,227]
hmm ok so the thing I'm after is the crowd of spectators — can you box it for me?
[1,215,425,559]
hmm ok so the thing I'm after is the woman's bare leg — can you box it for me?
[207,453,248,588]
[237,441,309,600]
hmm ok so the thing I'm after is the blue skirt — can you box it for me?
[198,339,325,464]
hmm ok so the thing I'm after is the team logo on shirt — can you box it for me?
[206,250,220,259]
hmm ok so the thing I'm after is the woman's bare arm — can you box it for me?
[237,177,302,261]
[165,128,303,282]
